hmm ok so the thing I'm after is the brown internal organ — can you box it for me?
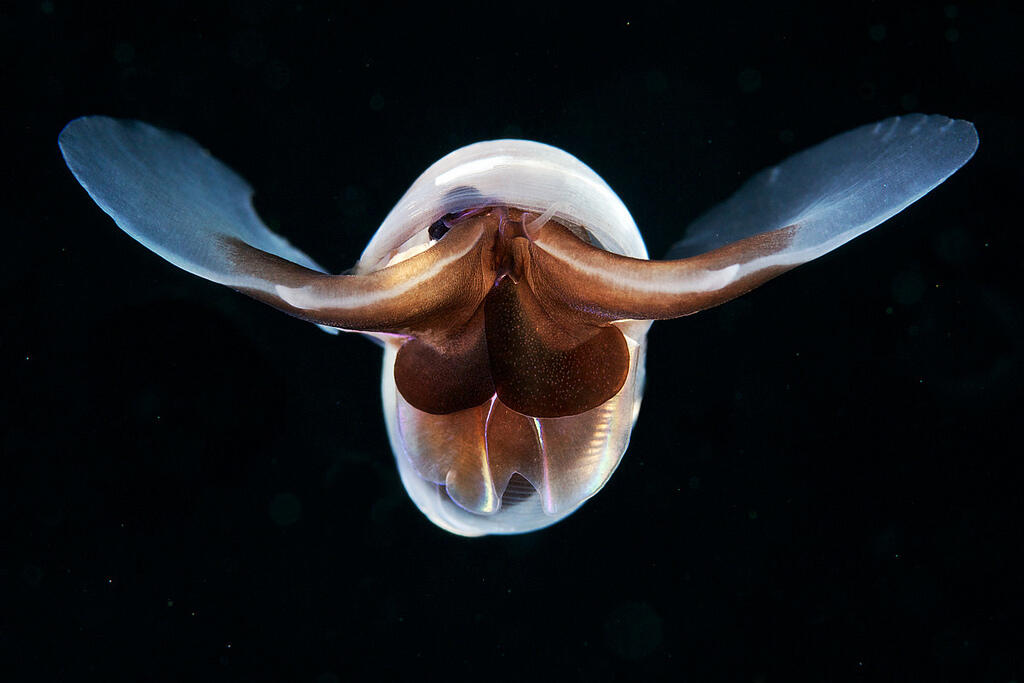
[393,307,495,415]
[483,274,630,418]
[390,208,631,419]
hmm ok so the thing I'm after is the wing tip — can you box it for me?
[59,114,118,143]
[882,112,979,156]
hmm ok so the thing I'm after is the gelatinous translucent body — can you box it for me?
[59,115,978,535]
[384,319,650,535]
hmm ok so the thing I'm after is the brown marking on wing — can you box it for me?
[224,214,496,338]
[528,221,798,321]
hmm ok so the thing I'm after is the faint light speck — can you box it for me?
[265,61,290,90]
[645,70,668,93]
[113,42,135,64]
[22,564,43,587]
[604,601,663,660]
[269,492,302,526]
[892,270,925,305]
[869,24,886,42]
[500,123,523,138]
[737,68,762,93]
[934,227,971,264]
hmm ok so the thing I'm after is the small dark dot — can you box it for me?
[428,219,450,240]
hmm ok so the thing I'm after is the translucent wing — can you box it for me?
[528,114,978,321]
[59,116,339,333]
[666,114,979,260]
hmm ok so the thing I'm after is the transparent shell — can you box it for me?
[357,140,648,271]
[364,140,653,535]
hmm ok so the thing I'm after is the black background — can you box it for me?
[4,1,1022,681]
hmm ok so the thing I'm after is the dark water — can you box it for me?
[5,2,1022,681]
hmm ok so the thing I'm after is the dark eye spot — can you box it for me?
[428,218,450,240]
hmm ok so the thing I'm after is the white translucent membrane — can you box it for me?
[58,117,331,286]
[58,116,340,334]
[668,115,978,261]
[358,139,648,271]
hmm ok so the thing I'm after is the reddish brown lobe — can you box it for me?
[229,206,795,420]
[483,275,629,418]
[392,208,631,418]
[393,307,495,414]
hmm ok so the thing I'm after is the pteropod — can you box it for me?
[59,115,978,536]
